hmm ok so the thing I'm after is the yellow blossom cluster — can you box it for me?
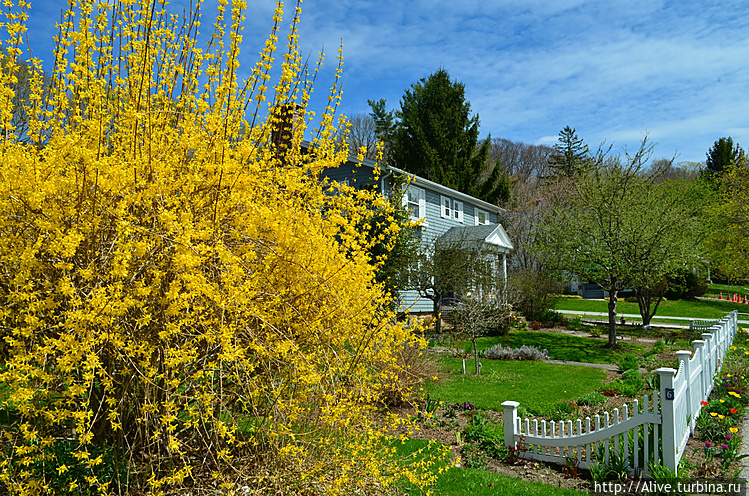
[0,1,446,494]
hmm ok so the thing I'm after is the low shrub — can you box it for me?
[567,315,587,332]
[536,309,564,326]
[617,354,640,372]
[576,392,607,407]
[462,412,504,460]
[483,344,549,361]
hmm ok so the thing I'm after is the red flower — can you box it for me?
[701,401,709,406]
[730,408,738,414]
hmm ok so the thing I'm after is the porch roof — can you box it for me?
[438,224,514,254]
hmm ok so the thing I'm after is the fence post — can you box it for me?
[656,367,678,474]
[692,340,706,404]
[502,401,520,449]
[675,350,693,431]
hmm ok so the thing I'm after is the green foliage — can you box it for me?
[462,412,504,459]
[576,392,607,406]
[665,268,708,300]
[548,126,591,178]
[536,137,705,345]
[706,157,749,281]
[604,371,645,397]
[617,354,640,372]
[357,177,419,300]
[705,136,744,179]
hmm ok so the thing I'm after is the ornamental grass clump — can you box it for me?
[0,1,447,494]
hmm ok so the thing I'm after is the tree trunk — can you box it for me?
[637,291,652,326]
[607,288,618,348]
[473,337,479,375]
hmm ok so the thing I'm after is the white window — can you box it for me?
[440,195,451,218]
[441,195,464,223]
[403,186,426,221]
[475,208,490,225]
[453,200,464,223]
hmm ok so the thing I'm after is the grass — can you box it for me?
[397,439,587,496]
[554,297,748,320]
[706,282,749,296]
[427,358,607,414]
[422,466,587,496]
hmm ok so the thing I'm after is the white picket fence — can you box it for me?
[502,311,738,476]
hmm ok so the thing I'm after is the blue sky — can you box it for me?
[18,0,749,163]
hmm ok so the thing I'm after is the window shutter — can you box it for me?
[419,188,426,219]
[475,206,480,226]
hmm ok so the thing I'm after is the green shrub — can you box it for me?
[462,412,504,459]
[617,354,640,372]
[576,392,607,407]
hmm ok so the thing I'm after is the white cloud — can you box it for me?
[18,0,749,162]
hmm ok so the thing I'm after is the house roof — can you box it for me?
[313,140,505,215]
[439,224,514,254]
[387,164,505,215]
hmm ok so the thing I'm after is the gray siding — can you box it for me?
[321,162,379,189]
[321,161,504,315]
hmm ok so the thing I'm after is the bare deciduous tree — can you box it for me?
[344,112,380,160]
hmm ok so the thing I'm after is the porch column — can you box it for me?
[502,252,507,304]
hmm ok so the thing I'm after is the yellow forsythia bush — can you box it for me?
[0,1,446,494]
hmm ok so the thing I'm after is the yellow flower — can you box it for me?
[720,399,725,403]
[729,427,739,434]
[710,412,718,417]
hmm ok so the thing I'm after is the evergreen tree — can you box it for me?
[705,136,743,179]
[369,69,499,203]
[548,126,590,177]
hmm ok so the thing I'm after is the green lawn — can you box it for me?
[427,358,607,414]
[397,439,587,496]
[554,297,747,320]
[422,466,587,496]
[706,282,749,296]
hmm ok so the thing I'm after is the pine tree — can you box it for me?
[370,69,500,202]
[548,126,590,177]
[705,136,743,178]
